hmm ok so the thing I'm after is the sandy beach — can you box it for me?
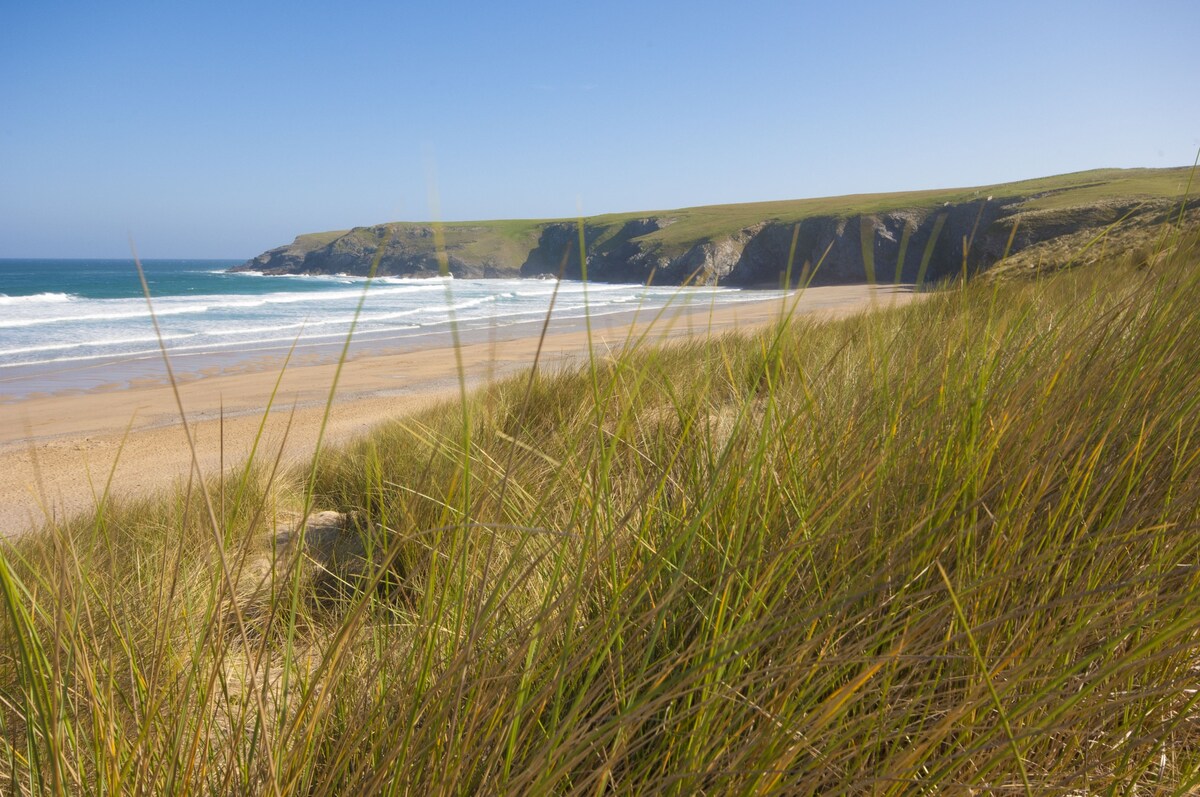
[1,285,913,536]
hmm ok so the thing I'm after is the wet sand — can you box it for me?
[1,285,914,537]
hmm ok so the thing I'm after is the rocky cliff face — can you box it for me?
[239,225,501,279]
[511,197,1189,287]
[235,186,1195,287]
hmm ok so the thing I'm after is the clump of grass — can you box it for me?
[3,220,1200,794]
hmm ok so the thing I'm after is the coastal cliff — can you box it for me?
[234,167,1196,286]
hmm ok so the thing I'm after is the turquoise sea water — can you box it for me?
[0,259,785,399]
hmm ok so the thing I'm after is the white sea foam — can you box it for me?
[0,333,195,358]
[0,292,77,305]
[0,272,787,383]
[0,305,213,329]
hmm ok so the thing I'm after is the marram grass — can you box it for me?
[3,228,1200,794]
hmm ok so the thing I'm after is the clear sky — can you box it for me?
[2,0,1198,258]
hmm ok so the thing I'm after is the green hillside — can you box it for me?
[291,166,1193,253]
[240,166,1196,285]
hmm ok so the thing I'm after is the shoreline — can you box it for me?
[1,285,914,537]
[0,275,792,404]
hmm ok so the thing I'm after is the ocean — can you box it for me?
[0,259,786,400]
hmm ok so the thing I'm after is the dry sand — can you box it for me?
[1,285,914,537]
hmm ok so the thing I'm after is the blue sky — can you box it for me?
[2,0,1198,258]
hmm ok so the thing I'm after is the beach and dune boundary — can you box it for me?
[1,284,912,536]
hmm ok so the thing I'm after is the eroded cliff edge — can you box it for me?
[233,168,1197,286]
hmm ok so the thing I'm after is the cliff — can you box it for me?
[233,167,1197,286]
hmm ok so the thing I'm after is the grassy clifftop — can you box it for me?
[237,166,1196,285]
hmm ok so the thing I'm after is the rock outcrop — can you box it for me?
[242,226,488,278]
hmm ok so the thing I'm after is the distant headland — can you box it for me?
[233,167,1198,286]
